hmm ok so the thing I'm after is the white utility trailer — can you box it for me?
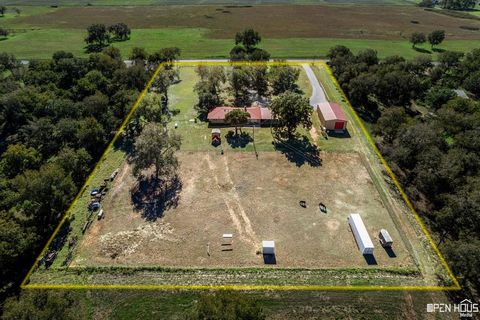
[348,213,374,254]
[379,229,393,247]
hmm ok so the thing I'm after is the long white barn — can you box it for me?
[348,213,374,254]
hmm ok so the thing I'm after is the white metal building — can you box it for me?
[348,213,374,254]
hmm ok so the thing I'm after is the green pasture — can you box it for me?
[1,27,478,60]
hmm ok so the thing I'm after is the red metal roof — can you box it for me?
[330,103,347,121]
[207,106,272,121]
[318,102,347,122]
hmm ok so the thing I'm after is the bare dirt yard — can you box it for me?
[75,150,413,269]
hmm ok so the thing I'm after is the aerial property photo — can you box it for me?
[25,60,453,290]
[1,0,480,319]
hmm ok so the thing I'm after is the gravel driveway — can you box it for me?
[302,64,328,109]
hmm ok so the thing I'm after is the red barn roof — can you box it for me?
[318,102,347,122]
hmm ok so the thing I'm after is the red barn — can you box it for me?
[317,102,348,131]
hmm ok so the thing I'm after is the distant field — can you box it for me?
[1,28,479,60]
[3,0,419,6]
[6,5,480,40]
[1,4,479,60]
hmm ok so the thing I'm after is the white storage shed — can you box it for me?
[379,229,393,247]
[348,213,374,254]
[262,240,275,255]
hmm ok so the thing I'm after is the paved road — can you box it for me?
[302,64,328,109]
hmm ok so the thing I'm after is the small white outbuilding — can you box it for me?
[348,213,374,254]
[379,229,393,247]
[262,240,275,255]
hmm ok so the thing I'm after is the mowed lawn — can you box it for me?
[167,65,357,153]
[167,66,312,153]
[1,4,480,59]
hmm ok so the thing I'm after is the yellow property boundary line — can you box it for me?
[21,61,461,291]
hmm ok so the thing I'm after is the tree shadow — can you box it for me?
[432,48,446,53]
[84,43,108,53]
[413,47,431,54]
[131,174,182,221]
[226,130,253,148]
[113,134,134,156]
[273,134,322,167]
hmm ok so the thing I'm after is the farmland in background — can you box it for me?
[1,4,480,59]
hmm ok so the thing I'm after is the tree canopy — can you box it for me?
[235,28,261,51]
[440,0,476,10]
[270,91,312,138]
[230,29,270,61]
[0,48,153,302]
[225,109,251,135]
[269,64,300,95]
[133,123,181,180]
[194,66,226,119]
[428,30,445,49]
[85,22,132,52]
[409,32,426,48]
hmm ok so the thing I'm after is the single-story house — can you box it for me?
[317,102,348,131]
[207,106,276,126]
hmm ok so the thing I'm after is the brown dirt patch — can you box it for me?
[75,150,414,269]
[13,5,480,40]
